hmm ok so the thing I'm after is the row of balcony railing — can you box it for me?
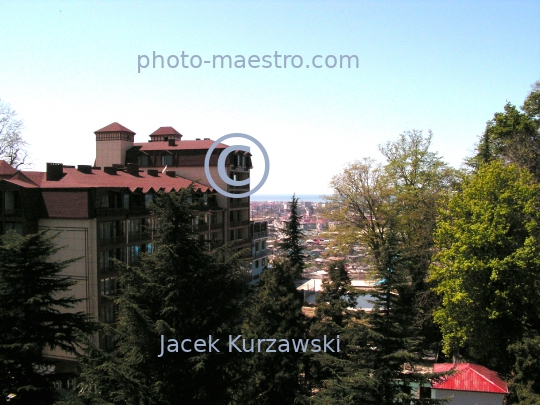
[252,249,268,259]
[99,232,153,247]
[252,230,268,239]
[1,208,23,217]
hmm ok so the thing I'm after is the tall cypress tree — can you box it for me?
[278,194,306,278]
[0,231,95,405]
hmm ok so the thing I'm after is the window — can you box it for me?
[4,191,21,215]
[144,194,153,208]
[5,222,23,235]
[123,194,130,209]
[419,387,431,399]
[65,378,75,390]
[137,155,148,166]
[161,154,173,166]
[129,245,140,263]
[100,277,117,295]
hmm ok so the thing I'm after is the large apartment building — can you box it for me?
[0,122,256,375]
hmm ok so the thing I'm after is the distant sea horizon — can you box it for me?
[250,194,330,202]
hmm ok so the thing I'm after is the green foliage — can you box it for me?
[0,231,95,405]
[325,130,457,403]
[430,161,540,372]
[507,334,540,404]
[232,258,309,404]
[278,194,306,277]
[76,189,247,405]
[310,261,380,404]
[471,81,540,179]
[328,130,456,351]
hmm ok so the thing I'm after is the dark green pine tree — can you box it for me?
[310,261,382,404]
[0,231,95,405]
[232,258,309,404]
[278,194,306,278]
[75,188,247,405]
[310,260,442,405]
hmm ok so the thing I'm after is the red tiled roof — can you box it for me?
[150,126,182,136]
[432,363,508,394]
[134,140,228,151]
[95,122,135,134]
[0,160,18,176]
[16,167,213,194]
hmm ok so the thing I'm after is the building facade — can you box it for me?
[0,122,257,378]
[250,220,269,283]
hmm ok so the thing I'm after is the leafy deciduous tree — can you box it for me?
[0,98,30,168]
[430,161,540,374]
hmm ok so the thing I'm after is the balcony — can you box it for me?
[230,219,250,228]
[252,249,268,260]
[230,201,249,209]
[3,208,23,217]
[100,235,126,247]
[190,201,220,211]
[229,185,250,192]
[252,230,268,239]
[229,164,250,172]
[128,232,152,243]
[96,208,127,218]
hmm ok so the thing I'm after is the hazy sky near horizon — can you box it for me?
[1,1,539,195]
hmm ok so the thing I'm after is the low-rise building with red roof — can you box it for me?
[430,363,508,404]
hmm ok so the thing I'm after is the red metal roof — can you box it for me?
[150,126,182,136]
[95,122,135,134]
[432,363,508,394]
[134,139,227,151]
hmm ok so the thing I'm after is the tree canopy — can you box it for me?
[278,194,306,277]
[430,161,540,373]
[0,98,29,168]
[0,231,95,404]
[75,189,247,405]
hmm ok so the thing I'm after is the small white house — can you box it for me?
[431,363,508,405]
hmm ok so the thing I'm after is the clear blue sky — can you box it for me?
[1,1,539,194]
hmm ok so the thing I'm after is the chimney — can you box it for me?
[127,163,140,176]
[165,170,176,177]
[46,163,64,181]
[147,169,159,177]
[77,165,93,174]
[168,139,176,146]
[104,166,118,175]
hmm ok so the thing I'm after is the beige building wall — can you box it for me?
[95,139,133,168]
[39,218,99,361]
